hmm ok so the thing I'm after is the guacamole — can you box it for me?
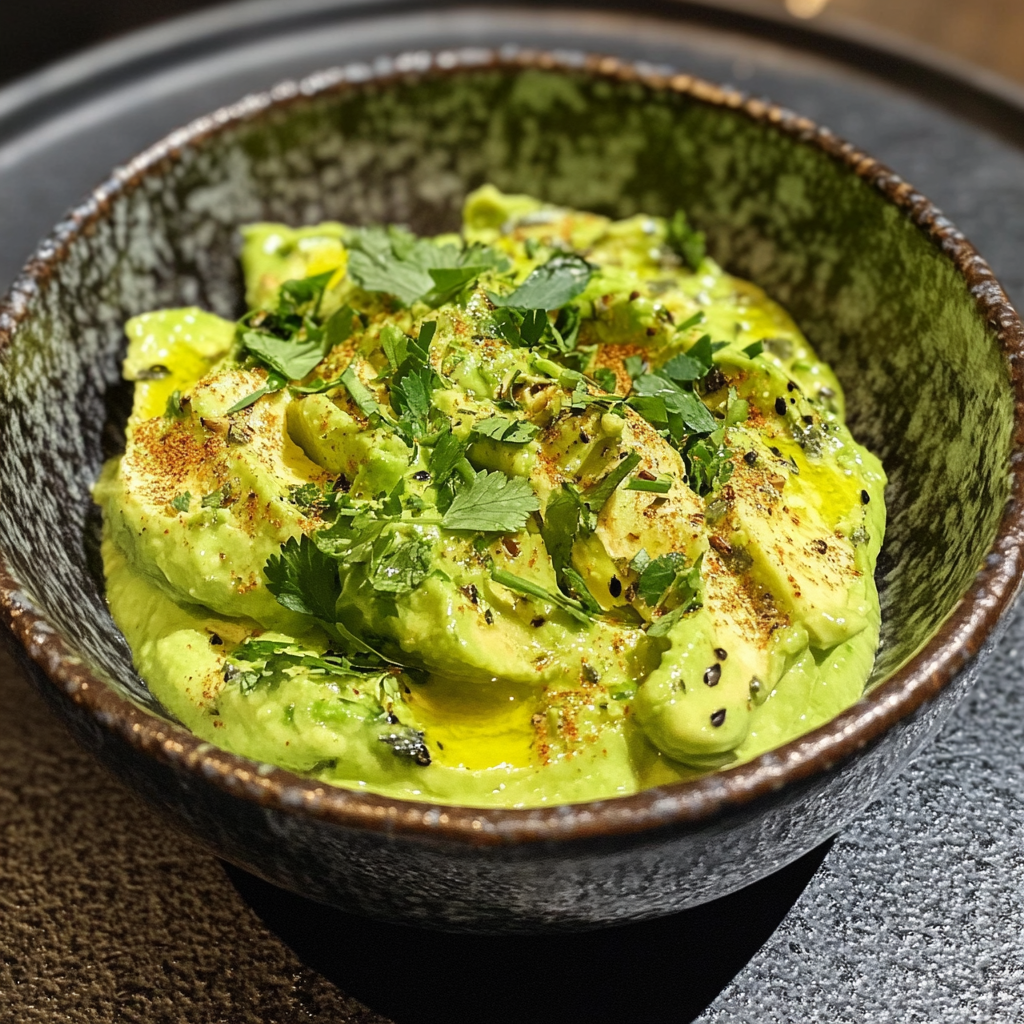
[94,186,886,808]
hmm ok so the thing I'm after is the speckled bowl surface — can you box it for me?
[1,50,1022,933]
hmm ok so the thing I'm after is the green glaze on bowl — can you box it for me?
[0,51,1021,930]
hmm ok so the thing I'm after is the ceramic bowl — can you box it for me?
[2,50,1022,933]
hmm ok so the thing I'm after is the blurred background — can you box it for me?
[0,0,1021,88]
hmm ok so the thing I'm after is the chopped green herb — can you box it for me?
[165,389,185,419]
[440,470,540,533]
[491,253,593,311]
[582,452,642,512]
[625,475,672,494]
[593,367,618,393]
[471,416,539,445]
[742,340,764,359]
[227,371,287,414]
[200,484,231,509]
[490,568,591,625]
[666,209,706,271]
[675,311,706,333]
[368,537,433,595]
[428,428,470,488]
[170,491,192,512]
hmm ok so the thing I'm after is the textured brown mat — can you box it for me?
[0,643,388,1023]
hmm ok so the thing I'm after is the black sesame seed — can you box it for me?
[413,470,430,481]
[774,397,786,415]
[387,713,400,725]
[743,451,757,466]
[770,446,783,458]
[861,489,870,504]
[209,633,223,646]
[579,431,591,444]
[703,664,722,687]
[787,381,797,392]
[802,415,813,425]
[485,609,494,625]
[531,617,546,628]
[609,576,623,598]
[711,709,727,727]
[714,647,728,660]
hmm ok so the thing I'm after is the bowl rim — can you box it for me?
[2,47,1023,847]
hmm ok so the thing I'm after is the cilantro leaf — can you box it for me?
[340,364,388,421]
[264,534,341,620]
[324,304,358,349]
[278,270,335,315]
[170,491,192,512]
[369,537,433,595]
[490,568,591,625]
[441,470,540,533]
[471,416,539,445]
[227,371,287,413]
[582,452,642,512]
[165,390,185,419]
[636,551,704,614]
[686,432,735,496]
[425,265,489,306]
[666,210,706,271]
[200,484,231,509]
[540,484,584,589]
[561,566,602,615]
[345,226,440,305]
[491,254,593,310]
[241,329,328,382]
[428,428,470,488]
[593,367,617,393]
[623,354,647,381]
[660,335,714,382]
[346,226,503,307]
[381,323,410,371]
[630,376,717,434]
[742,340,764,359]
[675,311,706,333]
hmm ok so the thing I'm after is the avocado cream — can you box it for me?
[94,186,886,807]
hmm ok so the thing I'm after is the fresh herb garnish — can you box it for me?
[593,367,618,393]
[625,475,672,494]
[490,567,592,625]
[666,210,706,271]
[471,416,540,445]
[631,550,704,634]
[490,253,593,311]
[582,452,642,513]
[440,470,540,533]
[227,371,287,414]
[170,491,192,512]
[540,483,590,597]
[742,340,764,359]
[428,427,470,489]
[200,484,231,509]
[368,536,433,594]
[227,637,379,696]
[345,225,506,307]
[165,389,185,419]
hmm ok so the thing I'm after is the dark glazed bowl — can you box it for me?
[1,50,1022,933]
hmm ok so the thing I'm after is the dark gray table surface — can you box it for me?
[2,3,1023,1021]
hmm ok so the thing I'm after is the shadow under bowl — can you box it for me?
[1,50,1022,933]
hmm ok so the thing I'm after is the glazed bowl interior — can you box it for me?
[0,58,1014,757]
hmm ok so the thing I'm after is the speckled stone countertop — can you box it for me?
[2,4,1024,1021]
